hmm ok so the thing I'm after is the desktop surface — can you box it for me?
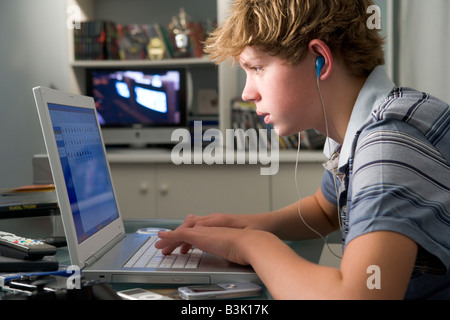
[1,218,324,300]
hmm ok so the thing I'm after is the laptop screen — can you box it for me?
[48,103,120,244]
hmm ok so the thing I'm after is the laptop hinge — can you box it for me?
[84,233,126,267]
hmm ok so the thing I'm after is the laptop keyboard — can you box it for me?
[123,236,203,269]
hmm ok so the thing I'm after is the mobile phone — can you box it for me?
[117,288,172,300]
[6,275,57,294]
[178,282,262,300]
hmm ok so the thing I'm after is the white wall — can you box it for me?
[0,0,70,188]
[397,0,450,104]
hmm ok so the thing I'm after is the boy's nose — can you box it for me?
[241,80,260,102]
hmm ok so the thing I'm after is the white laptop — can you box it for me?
[33,86,257,285]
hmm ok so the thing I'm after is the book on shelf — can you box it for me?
[74,21,120,60]
[231,99,326,151]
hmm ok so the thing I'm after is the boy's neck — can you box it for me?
[320,66,367,145]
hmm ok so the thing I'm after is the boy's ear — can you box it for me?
[308,39,333,81]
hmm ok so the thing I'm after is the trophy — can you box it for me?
[147,37,166,60]
[169,8,192,57]
[120,24,148,60]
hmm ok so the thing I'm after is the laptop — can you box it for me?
[33,86,257,285]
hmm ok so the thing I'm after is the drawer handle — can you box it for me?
[139,182,149,194]
[159,183,169,195]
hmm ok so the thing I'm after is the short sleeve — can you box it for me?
[320,169,339,206]
[345,120,450,271]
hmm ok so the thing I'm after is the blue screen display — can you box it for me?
[48,103,120,244]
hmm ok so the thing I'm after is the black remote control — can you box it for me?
[0,231,57,260]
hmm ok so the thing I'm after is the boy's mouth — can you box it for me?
[257,111,271,124]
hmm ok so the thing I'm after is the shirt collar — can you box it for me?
[323,65,395,172]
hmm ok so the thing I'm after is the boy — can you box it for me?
[156,0,450,299]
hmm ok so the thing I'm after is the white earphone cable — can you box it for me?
[293,76,342,260]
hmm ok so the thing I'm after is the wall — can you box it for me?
[396,0,450,104]
[0,0,70,188]
[94,0,216,25]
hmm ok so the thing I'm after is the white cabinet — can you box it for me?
[109,163,158,219]
[271,162,324,210]
[155,164,271,217]
[111,163,271,219]
[107,150,325,219]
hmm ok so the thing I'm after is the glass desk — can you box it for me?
[2,219,325,300]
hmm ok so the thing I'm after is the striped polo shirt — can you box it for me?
[321,66,450,299]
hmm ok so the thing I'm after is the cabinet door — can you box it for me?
[271,162,324,211]
[109,163,158,219]
[155,164,271,219]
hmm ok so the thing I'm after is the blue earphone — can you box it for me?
[315,56,325,79]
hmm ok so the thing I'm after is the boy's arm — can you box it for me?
[157,218,418,299]
[242,228,417,299]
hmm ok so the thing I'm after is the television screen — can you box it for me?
[86,68,186,128]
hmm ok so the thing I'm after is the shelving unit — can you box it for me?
[62,0,326,219]
[66,0,239,135]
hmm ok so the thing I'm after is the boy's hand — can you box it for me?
[154,213,263,265]
[156,226,255,266]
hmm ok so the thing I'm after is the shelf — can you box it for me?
[70,56,213,68]
[66,0,239,135]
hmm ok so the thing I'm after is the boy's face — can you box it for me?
[239,46,320,136]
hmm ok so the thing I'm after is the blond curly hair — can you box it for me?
[205,0,385,77]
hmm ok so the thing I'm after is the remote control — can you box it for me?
[0,231,57,260]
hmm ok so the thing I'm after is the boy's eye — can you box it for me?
[239,62,263,75]
[253,66,263,74]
